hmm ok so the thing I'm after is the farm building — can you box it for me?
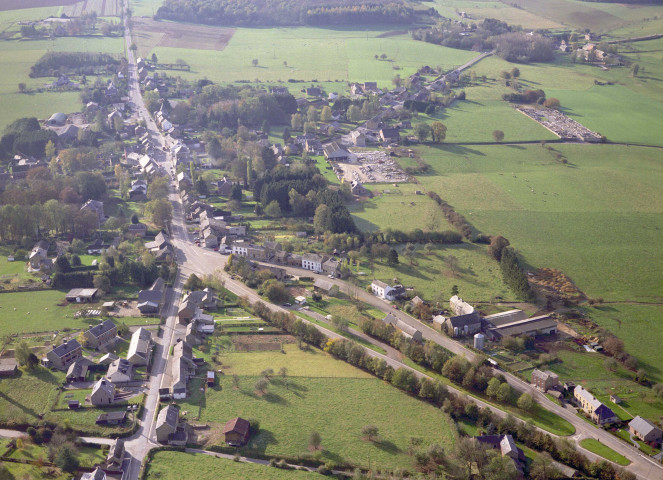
[66,288,100,303]
[486,314,557,339]
[629,416,662,444]
[96,411,126,425]
[323,142,357,163]
[223,417,251,446]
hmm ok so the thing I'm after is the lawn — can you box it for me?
[145,451,322,480]
[145,27,476,88]
[0,367,62,427]
[176,344,457,470]
[579,438,630,466]
[0,34,125,131]
[366,242,511,303]
[9,442,106,468]
[0,290,121,336]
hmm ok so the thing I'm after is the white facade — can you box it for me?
[232,244,248,256]
[302,254,324,272]
[371,280,395,300]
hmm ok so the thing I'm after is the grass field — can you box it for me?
[146,451,321,480]
[579,438,630,466]
[0,32,124,132]
[143,27,476,88]
[177,344,457,470]
[412,143,662,303]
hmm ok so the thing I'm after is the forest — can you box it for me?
[155,0,434,26]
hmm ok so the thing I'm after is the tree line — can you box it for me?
[155,0,423,26]
[30,51,122,78]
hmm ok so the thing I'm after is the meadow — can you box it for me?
[146,451,322,480]
[142,27,476,88]
[411,143,662,303]
[177,344,457,470]
[0,14,125,131]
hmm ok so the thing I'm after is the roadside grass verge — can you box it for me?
[579,438,630,466]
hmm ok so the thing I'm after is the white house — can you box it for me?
[302,253,325,272]
[231,242,249,257]
[371,280,402,301]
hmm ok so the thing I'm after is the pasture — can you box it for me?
[427,0,564,29]
[413,143,662,303]
[146,451,321,480]
[177,345,457,470]
[141,27,476,87]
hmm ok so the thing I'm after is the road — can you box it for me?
[116,4,661,478]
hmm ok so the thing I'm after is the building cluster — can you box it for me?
[381,313,423,342]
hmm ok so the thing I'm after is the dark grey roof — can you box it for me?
[138,289,162,304]
[629,416,661,436]
[97,411,126,422]
[51,339,81,358]
[157,404,180,428]
[489,314,556,336]
[594,404,617,422]
[87,319,116,339]
[150,277,165,292]
[447,312,481,328]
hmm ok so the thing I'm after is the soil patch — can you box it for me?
[376,30,408,38]
[133,18,235,51]
[232,334,295,352]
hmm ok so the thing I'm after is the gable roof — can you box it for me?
[128,327,151,361]
[629,415,661,437]
[223,417,250,436]
[51,339,81,358]
[157,404,180,428]
[86,319,116,339]
[313,278,334,292]
[446,312,481,328]
[91,377,115,398]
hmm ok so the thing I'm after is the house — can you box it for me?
[127,223,148,237]
[81,467,107,480]
[371,280,403,301]
[96,411,126,425]
[351,180,368,196]
[107,439,125,465]
[137,277,166,314]
[531,369,559,392]
[306,87,322,97]
[574,386,619,425]
[90,377,115,405]
[223,417,251,446]
[177,299,197,324]
[80,200,105,226]
[177,171,193,190]
[127,327,152,366]
[295,296,307,305]
[99,352,118,365]
[182,288,217,310]
[363,82,378,92]
[171,341,195,398]
[411,296,424,307]
[442,312,482,337]
[313,278,335,294]
[395,319,423,342]
[215,177,233,197]
[65,359,89,382]
[44,339,82,369]
[322,258,341,276]
[29,240,50,269]
[323,142,356,163]
[302,253,326,272]
[129,180,148,201]
[350,130,366,147]
[106,358,132,383]
[57,124,80,141]
[84,319,117,349]
[156,404,180,443]
[379,128,400,143]
[146,231,171,252]
[107,110,122,129]
[628,416,662,444]
[475,434,525,478]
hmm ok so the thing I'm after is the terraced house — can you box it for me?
[574,385,619,425]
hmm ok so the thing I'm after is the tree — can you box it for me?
[230,183,243,201]
[451,285,459,296]
[404,242,417,265]
[413,123,432,143]
[320,106,332,123]
[54,255,72,273]
[131,214,139,224]
[55,445,80,473]
[387,248,399,266]
[631,63,639,77]
[392,74,402,87]
[145,198,173,229]
[18,82,26,93]
[380,53,387,60]
[530,452,562,480]
[492,130,505,143]
[93,274,111,293]
[488,236,510,261]
[543,98,560,109]
[151,53,158,63]
[262,279,288,303]
[129,43,137,52]
[444,255,459,276]
[252,58,258,67]
[308,431,322,450]
[15,341,33,368]
[332,315,349,331]
[232,374,240,389]
[511,67,520,78]
[486,377,501,398]
[497,382,514,404]
[254,377,269,394]
[148,176,170,200]
[431,121,447,143]
[517,393,534,412]
[361,425,379,442]
[604,357,618,372]
[264,200,282,218]
[196,178,209,195]
[184,273,204,291]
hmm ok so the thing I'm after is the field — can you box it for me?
[129,0,163,17]
[139,27,476,88]
[579,438,630,466]
[146,451,322,480]
[132,18,235,54]
[0,28,125,131]
[412,143,662,303]
[62,0,121,17]
[176,344,457,470]
[0,290,149,336]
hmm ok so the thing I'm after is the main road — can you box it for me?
[117,5,661,478]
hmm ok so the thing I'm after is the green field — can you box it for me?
[413,143,662,303]
[579,438,630,466]
[177,345,457,470]
[146,27,476,88]
[130,0,164,17]
[0,31,124,131]
[146,451,322,480]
